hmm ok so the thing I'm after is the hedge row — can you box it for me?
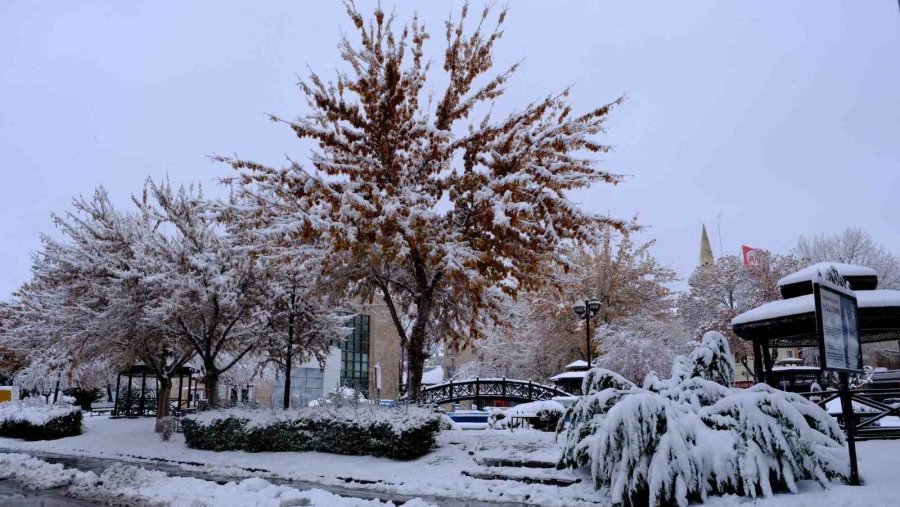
[0,403,83,441]
[182,406,442,460]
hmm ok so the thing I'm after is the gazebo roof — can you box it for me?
[549,370,588,382]
[777,262,878,299]
[564,359,589,371]
[732,289,900,347]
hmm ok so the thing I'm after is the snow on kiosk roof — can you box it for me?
[732,263,900,348]
[564,359,589,370]
[777,262,878,299]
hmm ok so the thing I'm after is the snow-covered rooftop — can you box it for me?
[731,289,900,325]
[549,370,587,382]
[564,359,588,370]
[421,366,444,385]
[777,262,877,287]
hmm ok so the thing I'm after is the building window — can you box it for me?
[341,314,370,394]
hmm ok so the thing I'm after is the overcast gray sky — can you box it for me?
[2,1,899,299]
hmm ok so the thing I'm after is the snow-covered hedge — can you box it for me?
[182,405,442,460]
[559,331,850,506]
[0,399,82,441]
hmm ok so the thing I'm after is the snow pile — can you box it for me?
[0,453,435,506]
[488,400,565,431]
[73,463,421,506]
[559,331,850,506]
[0,453,97,490]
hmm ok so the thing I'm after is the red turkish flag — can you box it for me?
[742,245,760,266]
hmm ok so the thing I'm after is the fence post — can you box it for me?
[839,373,860,486]
[449,379,454,402]
[528,380,533,400]
[475,378,480,409]
[502,377,506,399]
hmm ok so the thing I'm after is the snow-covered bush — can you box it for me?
[488,400,564,432]
[182,405,442,460]
[308,386,368,407]
[559,338,849,506]
[558,370,638,470]
[699,384,848,497]
[157,416,177,442]
[0,399,82,441]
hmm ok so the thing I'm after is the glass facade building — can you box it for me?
[341,314,370,393]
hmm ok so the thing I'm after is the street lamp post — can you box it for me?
[573,297,601,366]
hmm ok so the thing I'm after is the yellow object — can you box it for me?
[0,390,12,403]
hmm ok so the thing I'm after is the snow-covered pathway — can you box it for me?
[0,416,600,506]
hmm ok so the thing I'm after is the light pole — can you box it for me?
[573,297,601,366]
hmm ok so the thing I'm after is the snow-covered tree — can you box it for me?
[686,330,735,387]
[258,266,348,409]
[796,227,900,289]
[133,179,273,407]
[0,188,196,419]
[454,227,678,383]
[220,3,626,399]
[677,251,801,369]
[593,314,690,385]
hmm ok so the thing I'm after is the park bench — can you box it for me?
[508,414,537,431]
[89,401,116,416]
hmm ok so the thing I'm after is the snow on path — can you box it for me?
[0,416,602,506]
[0,452,433,506]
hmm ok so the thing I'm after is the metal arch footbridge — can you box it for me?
[420,377,569,405]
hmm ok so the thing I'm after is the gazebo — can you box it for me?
[112,364,198,418]
[549,359,591,394]
[732,262,900,385]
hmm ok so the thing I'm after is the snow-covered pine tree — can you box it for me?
[560,336,850,505]
[219,3,626,399]
[688,331,735,387]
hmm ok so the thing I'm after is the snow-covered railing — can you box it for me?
[800,387,900,440]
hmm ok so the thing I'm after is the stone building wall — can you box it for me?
[367,302,401,401]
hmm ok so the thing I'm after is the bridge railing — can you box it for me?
[419,377,569,405]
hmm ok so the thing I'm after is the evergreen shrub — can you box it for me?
[559,331,850,506]
[0,401,83,440]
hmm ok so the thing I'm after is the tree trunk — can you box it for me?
[106,384,113,402]
[154,377,173,431]
[204,366,220,408]
[406,313,430,402]
[282,310,294,410]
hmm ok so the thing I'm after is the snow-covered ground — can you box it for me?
[0,415,898,506]
[0,452,433,506]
